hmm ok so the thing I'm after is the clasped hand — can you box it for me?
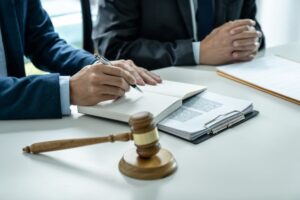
[200,19,262,65]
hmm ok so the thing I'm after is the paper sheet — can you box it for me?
[217,56,300,101]
[159,92,252,135]
[140,80,206,99]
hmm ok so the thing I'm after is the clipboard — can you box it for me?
[190,110,259,144]
[160,110,259,144]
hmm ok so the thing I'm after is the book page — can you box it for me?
[140,80,206,100]
[217,56,300,101]
[78,89,181,122]
[158,92,252,136]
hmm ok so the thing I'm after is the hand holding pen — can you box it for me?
[69,55,162,106]
[69,57,137,106]
[95,55,162,86]
[95,55,143,93]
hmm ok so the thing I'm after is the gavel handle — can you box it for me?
[23,132,132,154]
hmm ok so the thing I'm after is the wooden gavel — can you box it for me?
[23,111,177,180]
[23,112,160,159]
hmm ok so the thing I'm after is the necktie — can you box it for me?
[196,0,214,41]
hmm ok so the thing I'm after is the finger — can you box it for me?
[97,94,119,103]
[138,67,162,83]
[125,59,162,85]
[230,25,255,35]
[232,50,257,60]
[110,59,125,64]
[89,65,130,91]
[122,69,138,86]
[112,61,145,85]
[235,54,256,62]
[233,38,257,47]
[100,74,130,91]
[224,19,256,32]
[95,64,136,85]
[232,30,262,41]
[125,60,146,85]
[146,71,162,83]
[233,40,260,51]
[138,70,158,85]
[94,85,126,97]
[233,44,259,51]
[90,64,129,89]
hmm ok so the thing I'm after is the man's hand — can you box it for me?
[230,24,261,62]
[110,59,162,85]
[200,19,262,65]
[70,64,136,106]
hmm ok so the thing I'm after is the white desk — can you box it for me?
[1,46,300,200]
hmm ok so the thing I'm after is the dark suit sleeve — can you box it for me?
[93,0,196,70]
[0,0,97,120]
[24,0,96,76]
[0,74,62,119]
[240,0,265,49]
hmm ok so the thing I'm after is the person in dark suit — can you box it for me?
[93,0,265,69]
[0,0,161,120]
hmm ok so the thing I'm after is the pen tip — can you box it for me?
[134,86,143,93]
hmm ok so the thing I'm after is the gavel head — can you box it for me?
[129,112,161,159]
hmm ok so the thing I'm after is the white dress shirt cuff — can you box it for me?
[59,76,71,116]
[192,42,201,65]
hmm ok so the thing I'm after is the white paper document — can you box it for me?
[141,80,206,99]
[217,56,300,103]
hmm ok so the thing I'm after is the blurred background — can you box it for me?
[256,0,300,47]
[26,0,300,74]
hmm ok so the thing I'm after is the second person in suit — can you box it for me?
[93,0,265,69]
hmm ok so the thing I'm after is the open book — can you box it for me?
[77,80,206,123]
[158,91,255,142]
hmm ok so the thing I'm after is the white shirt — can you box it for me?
[190,0,201,64]
[0,26,8,77]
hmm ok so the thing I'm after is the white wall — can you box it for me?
[256,0,300,47]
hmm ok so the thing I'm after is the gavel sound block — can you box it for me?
[23,112,177,180]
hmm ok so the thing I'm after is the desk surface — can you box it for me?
[1,45,300,200]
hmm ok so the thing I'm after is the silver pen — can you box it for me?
[94,55,143,93]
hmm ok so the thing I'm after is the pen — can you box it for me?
[94,55,143,93]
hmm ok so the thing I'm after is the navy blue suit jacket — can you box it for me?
[0,0,96,119]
